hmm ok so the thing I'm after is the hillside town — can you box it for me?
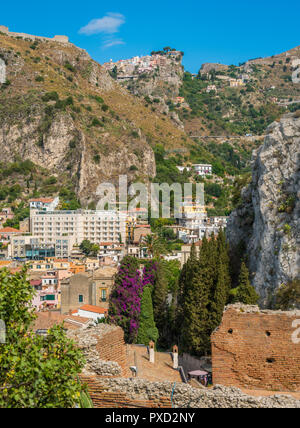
[0,189,228,315]
[0,5,299,411]
[103,49,183,81]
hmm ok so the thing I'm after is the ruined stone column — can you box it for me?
[172,345,178,369]
[149,340,155,364]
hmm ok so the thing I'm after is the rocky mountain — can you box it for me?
[115,45,300,138]
[0,32,190,207]
[105,49,185,129]
[179,45,300,137]
[227,113,300,305]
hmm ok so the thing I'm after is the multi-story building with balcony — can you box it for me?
[29,209,127,250]
[10,235,75,260]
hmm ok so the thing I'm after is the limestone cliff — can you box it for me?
[0,32,190,206]
[227,114,300,305]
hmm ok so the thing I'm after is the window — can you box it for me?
[79,295,84,303]
[101,289,107,302]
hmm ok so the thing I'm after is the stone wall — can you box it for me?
[95,326,128,375]
[0,25,69,44]
[68,324,128,377]
[80,376,300,408]
[211,304,300,392]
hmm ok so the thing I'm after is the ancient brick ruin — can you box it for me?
[211,304,300,392]
[67,318,300,408]
[0,25,69,44]
[67,324,128,378]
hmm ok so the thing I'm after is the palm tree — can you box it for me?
[142,234,167,258]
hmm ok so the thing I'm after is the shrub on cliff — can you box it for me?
[276,279,300,310]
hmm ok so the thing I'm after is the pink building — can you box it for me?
[31,279,59,310]
[31,269,72,311]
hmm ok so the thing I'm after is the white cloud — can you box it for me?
[79,13,125,35]
[102,38,125,49]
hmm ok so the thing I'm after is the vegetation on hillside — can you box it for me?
[0,268,85,408]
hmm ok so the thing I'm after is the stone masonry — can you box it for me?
[67,324,128,377]
[211,304,300,392]
[79,376,300,408]
[0,25,69,44]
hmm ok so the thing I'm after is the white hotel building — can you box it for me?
[30,209,127,248]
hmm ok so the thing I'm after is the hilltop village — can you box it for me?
[0,23,299,409]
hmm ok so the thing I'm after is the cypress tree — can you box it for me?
[137,286,159,345]
[181,236,212,356]
[176,243,198,331]
[152,260,168,347]
[232,261,259,305]
[210,230,231,329]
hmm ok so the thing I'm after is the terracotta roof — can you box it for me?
[30,279,42,286]
[78,305,108,315]
[34,312,90,331]
[93,266,117,278]
[29,198,54,203]
[184,240,202,247]
[0,227,20,233]
[128,208,147,212]
[0,261,12,266]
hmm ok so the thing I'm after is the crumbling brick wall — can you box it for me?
[68,324,129,377]
[95,326,128,376]
[211,304,300,392]
[80,376,300,408]
[80,376,171,408]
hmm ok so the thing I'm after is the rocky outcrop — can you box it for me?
[0,34,173,205]
[227,114,300,305]
[200,63,229,74]
[121,55,184,129]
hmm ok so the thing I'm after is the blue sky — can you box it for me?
[1,0,300,72]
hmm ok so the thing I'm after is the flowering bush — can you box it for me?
[109,258,160,344]
[109,257,143,343]
[142,260,158,290]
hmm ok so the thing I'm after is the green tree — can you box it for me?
[210,230,231,329]
[152,261,168,348]
[231,262,259,305]
[176,243,198,331]
[79,240,92,256]
[79,240,99,257]
[137,286,158,345]
[276,279,300,310]
[181,237,213,356]
[0,268,85,408]
[179,233,231,357]
[143,234,166,258]
[90,244,100,257]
